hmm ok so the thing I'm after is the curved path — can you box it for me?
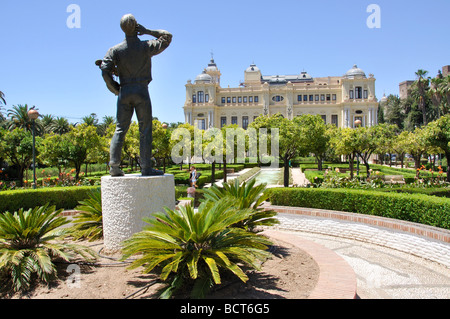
[264,205,450,299]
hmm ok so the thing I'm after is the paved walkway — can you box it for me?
[267,207,450,299]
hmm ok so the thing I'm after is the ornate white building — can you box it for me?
[183,59,378,130]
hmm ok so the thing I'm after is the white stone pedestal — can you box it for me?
[101,174,175,252]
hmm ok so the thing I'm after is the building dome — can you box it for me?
[380,93,388,104]
[195,70,212,83]
[345,65,366,79]
[205,59,219,73]
[245,63,260,73]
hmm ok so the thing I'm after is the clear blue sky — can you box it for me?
[1,0,449,124]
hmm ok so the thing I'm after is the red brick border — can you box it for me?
[263,230,357,299]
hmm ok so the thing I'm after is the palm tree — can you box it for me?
[51,116,71,135]
[0,91,6,106]
[97,115,115,136]
[0,204,97,293]
[81,113,99,127]
[5,104,43,134]
[121,198,273,299]
[414,69,430,125]
[40,114,56,134]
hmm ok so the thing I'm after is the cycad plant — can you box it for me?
[69,188,103,242]
[0,204,97,293]
[121,199,273,299]
[202,178,279,232]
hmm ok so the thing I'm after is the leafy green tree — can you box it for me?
[293,114,331,171]
[0,128,41,186]
[37,133,66,175]
[0,204,96,293]
[402,127,428,170]
[331,128,358,178]
[120,199,272,299]
[152,119,172,172]
[250,113,302,187]
[60,124,100,180]
[424,114,450,182]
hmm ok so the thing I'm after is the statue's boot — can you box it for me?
[110,166,125,177]
[142,168,164,176]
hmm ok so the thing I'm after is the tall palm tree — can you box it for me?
[40,114,56,134]
[81,113,99,127]
[5,104,43,135]
[414,69,430,125]
[97,115,115,136]
[0,90,6,106]
[51,116,71,135]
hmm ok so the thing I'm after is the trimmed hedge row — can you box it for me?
[0,186,99,213]
[266,187,450,230]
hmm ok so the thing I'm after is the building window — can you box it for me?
[326,94,331,101]
[349,90,354,99]
[232,97,236,103]
[227,97,231,103]
[221,117,227,128]
[221,97,226,104]
[205,94,209,103]
[303,95,308,102]
[244,96,248,103]
[321,115,327,124]
[309,95,314,101]
[315,95,319,101]
[354,116,363,127]
[198,91,204,103]
[332,115,338,127]
[254,96,259,103]
[198,119,205,130]
[242,116,249,130]
[332,94,337,101]
[364,90,368,99]
[192,94,197,103]
[355,87,362,99]
[320,94,325,101]
[231,116,238,125]
[249,96,253,103]
[272,95,284,102]
[238,96,242,103]
[297,95,302,102]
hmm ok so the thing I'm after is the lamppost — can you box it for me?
[354,119,362,177]
[28,108,40,189]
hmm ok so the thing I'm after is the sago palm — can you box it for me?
[120,199,273,299]
[69,188,103,242]
[0,204,97,292]
[203,178,279,232]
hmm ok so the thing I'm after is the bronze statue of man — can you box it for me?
[100,14,172,176]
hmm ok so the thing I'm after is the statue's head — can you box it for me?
[120,14,137,36]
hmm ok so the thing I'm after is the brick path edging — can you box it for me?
[263,230,357,299]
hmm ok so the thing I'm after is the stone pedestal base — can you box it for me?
[101,174,175,253]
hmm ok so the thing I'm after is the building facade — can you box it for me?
[183,59,379,130]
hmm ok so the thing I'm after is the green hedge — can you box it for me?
[266,187,450,230]
[0,186,99,213]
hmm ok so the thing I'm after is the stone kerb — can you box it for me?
[101,174,175,253]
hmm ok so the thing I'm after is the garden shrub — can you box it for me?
[0,186,99,213]
[266,187,450,230]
